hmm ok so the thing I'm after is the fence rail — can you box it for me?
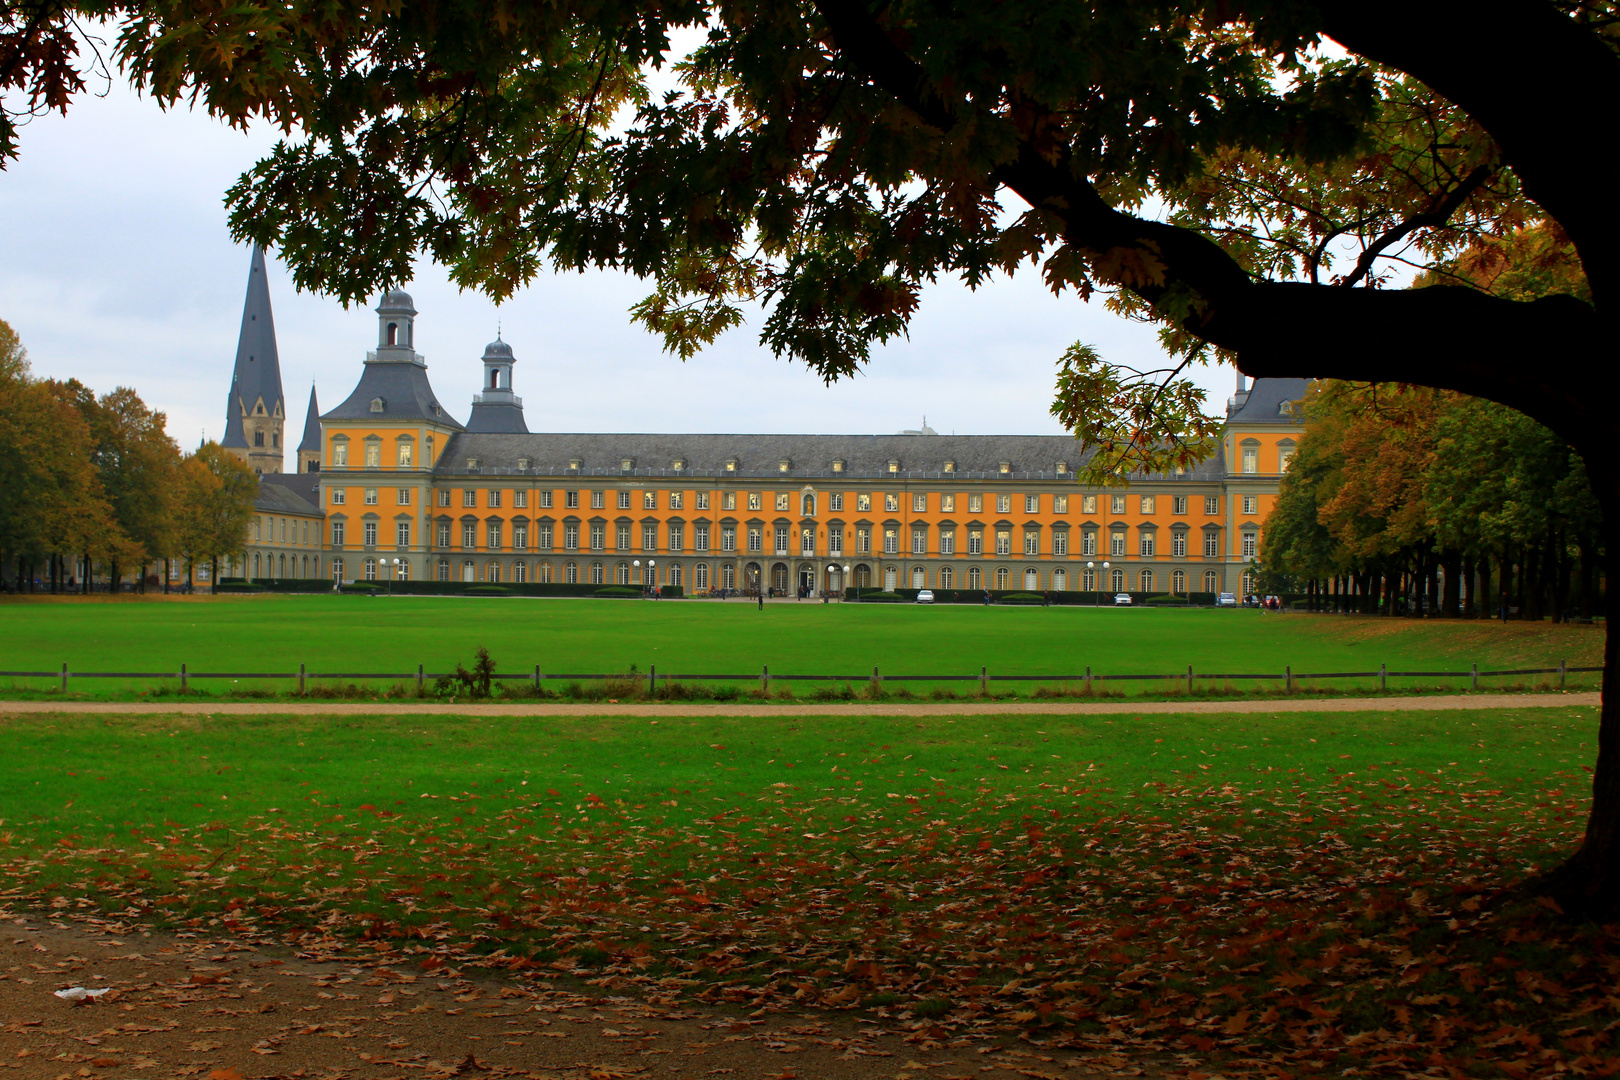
[0,660,1601,694]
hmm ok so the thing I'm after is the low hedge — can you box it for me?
[464,584,512,596]
[339,582,381,593]
[594,586,642,598]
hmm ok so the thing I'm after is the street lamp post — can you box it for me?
[1101,561,1110,605]
[1087,561,1094,605]
[387,557,398,597]
[648,559,657,598]
[632,559,641,596]
[841,564,851,602]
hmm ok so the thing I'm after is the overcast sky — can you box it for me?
[0,75,1239,448]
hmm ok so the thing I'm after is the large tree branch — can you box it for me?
[1338,163,1493,287]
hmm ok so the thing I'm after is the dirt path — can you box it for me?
[0,910,1175,1080]
[0,691,1597,718]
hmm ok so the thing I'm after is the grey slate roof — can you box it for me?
[433,432,1227,482]
[255,471,323,516]
[324,355,464,428]
[1229,378,1308,424]
[297,385,321,452]
[466,400,530,433]
[223,246,285,443]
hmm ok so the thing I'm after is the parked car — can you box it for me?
[1216,592,1237,607]
[1242,594,1261,608]
[1113,592,1133,606]
[915,589,935,604]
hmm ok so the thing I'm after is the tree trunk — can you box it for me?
[163,558,170,595]
[1442,550,1462,618]
[1501,546,1515,621]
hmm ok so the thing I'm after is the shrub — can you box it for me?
[655,585,684,599]
[464,584,512,596]
[999,591,1046,604]
[847,589,904,602]
[215,582,265,593]
[434,646,497,698]
[594,586,641,598]
[339,582,380,593]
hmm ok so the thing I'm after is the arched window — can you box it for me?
[1024,567,1038,590]
[1052,568,1066,591]
[616,562,631,585]
[364,558,378,581]
[387,322,398,345]
[1081,567,1095,591]
[491,369,500,389]
[331,557,344,582]
[1242,571,1256,596]
[538,561,553,583]
[1140,568,1153,592]
[462,560,476,582]
[486,562,500,583]
[1204,569,1219,593]
[590,562,604,585]
[772,563,789,592]
[994,567,1009,589]
[1171,569,1186,593]
[252,552,260,578]
[514,562,528,583]
[279,553,286,577]
[565,561,579,584]
[437,559,449,581]
[854,564,871,588]
[1110,568,1125,592]
[883,565,897,590]
[397,560,409,581]
[912,567,926,589]
[967,566,982,589]
[722,564,735,589]
[668,563,682,587]
[939,565,954,589]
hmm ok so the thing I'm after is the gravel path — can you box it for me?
[0,691,1597,718]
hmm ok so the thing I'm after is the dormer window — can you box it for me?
[832,459,845,473]
[778,459,791,473]
[674,459,687,472]
[621,458,634,471]
[725,458,738,472]
[467,457,480,469]
[944,460,956,473]
[370,397,385,413]
[1056,461,1068,475]
[887,460,900,474]
[568,458,582,471]
[517,457,531,470]
[998,461,1012,474]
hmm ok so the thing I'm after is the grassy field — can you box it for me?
[0,705,1606,1076]
[0,593,1603,700]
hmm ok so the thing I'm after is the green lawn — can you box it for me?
[0,593,1603,700]
[0,706,1606,1076]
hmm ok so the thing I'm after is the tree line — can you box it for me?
[0,318,257,593]
[1261,380,1602,622]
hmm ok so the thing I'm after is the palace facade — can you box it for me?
[222,250,1304,596]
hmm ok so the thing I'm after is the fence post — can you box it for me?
[1471,663,1477,691]
[1379,663,1386,692]
[533,664,540,690]
[873,665,881,692]
[299,662,306,695]
[980,665,987,695]
[762,664,769,695]
[1561,658,1567,690]
[181,662,188,693]
[60,662,67,692]
[1084,665,1091,693]
[417,663,425,691]
[1285,665,1292,693]
[1187,664,1194,694]
[649,664,657,695]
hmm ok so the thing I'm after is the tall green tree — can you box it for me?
[175,442,255,590]
[6,1,1620,907]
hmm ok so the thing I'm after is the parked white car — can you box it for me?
[1216,592,1237,607]
[915,589,935,604]
[1113,593,1133,606]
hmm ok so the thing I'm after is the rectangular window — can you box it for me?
[1140,495,1155,514]
[968,494,982,513]
[1053,495,1068,514]
[1081,494,1097,514]
[1204,533,1219,557]
[397,521,410,546]
[487,523,503,549]
[644,491,657,510]
[721,525,736,552]
[644,524,658,550]
[883,527,898,554]
[398,442,412,467]
[616,524,631,550]
[365,443,380,468]
[331,488,346,505]
[1140,534,1154,557]
[911,527,927,555]
[1242,494,1258,515]
[828,529,843,556]
[437,489,450,507]
[1242,533,1257,557]
[1111,532,1126,556]
[463,489,476,508]
[590,523,605,550]
[829,493,843,512]
[515,489,528,508]
[1205,496,1220,515]
[585,490,600,509]
[331,522,346,546]
[463,523,477,548]
[364,488,378,505]
[802,527,815,556]
[967,529,983,555]
[857,526,872,553]
[540,490,554,508]
[723,492,737,510]
[538,524,553,549]
[695,524,710,551]
[618,490,632,509]
[997,494,1011,513]
[1024,531,1039,555]
[559,524,577,550]
[514,525,528,550]
[856,493,871,512]
[1053,531,1068,556]
[1172,533,1187,557]
[775,526,790,554]
[363,522,378,546]
[669,524,685,552]
[995,529,1011,555]
[1172,495,1187,515]
[566,491,579,508]
[696,492,709,510]
[941,493,955,512]
[748,493,762,511]
[1025,494,1039,513]
[776,493,790,512]
[437,523,451,548]
[670,492,685,510]
[939,529,954,555]
[1081,531,1096,556]
[332,442,348,467]
[397,487,411,505]
[1242,446,1258,474]
[1110,494,1126,515]
[488,489,502,508]
[748,526,763,553]
[914,493,927,512]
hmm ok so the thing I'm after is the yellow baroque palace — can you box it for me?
[221,250,1304,597]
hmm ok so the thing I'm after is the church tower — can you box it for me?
[464,337,530,433]
[221,245,287,474]
[296,384,322,472]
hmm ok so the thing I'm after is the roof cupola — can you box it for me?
[465,336,530,433]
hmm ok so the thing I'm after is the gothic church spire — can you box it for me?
[222,245,287,473]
